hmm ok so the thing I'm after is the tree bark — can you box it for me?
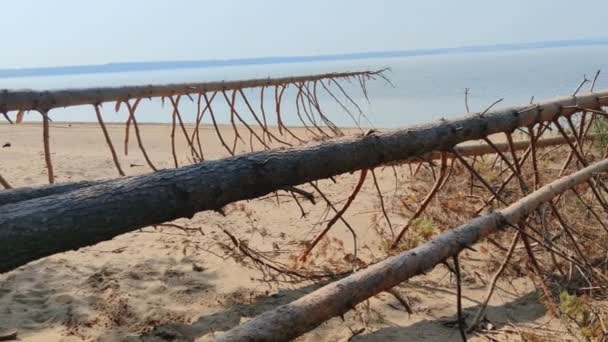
[0,133,594,207]
[217,157,608,342]
[0,179,112,207]
[0,91,606,273]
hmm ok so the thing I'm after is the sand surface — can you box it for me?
[0,123,567,341]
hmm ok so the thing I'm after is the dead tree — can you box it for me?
[1,90,607,273]
[0,70,385,112]
[217,157,608,342]
[0,70,386,182]
[0,133,591,207]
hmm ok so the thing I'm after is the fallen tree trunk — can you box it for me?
[410,132,597,163]
[0,70,384,113]
[216,157,608,342]
[0,133,595,207]
[0,91,606,273]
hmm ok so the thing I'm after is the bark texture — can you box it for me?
[0,91,606,273]
[217,157,608,342]
[0,179,112,207]
[0,133,594,207]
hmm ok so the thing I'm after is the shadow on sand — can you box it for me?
[130,282,325,341]
[352,290,544,341]
[134,284,544,341]
[0,251,217,341]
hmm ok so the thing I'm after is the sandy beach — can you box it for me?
[0,122,562,341]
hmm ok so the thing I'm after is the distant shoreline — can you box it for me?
[1,38,607,79]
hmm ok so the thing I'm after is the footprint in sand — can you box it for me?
[30,309,55,324]
[53,293,74,304]
[12,292,49,306]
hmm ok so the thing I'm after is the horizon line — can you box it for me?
[1,37,607,78]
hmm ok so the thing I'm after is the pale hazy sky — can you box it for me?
[3,0,608,68]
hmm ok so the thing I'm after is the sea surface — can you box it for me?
[2,46,608,128]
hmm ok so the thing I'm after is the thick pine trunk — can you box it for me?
[0,133,591,207]
[0,91,605,273]
[0,179,112,207]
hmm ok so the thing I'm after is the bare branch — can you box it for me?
[94,104,125,176]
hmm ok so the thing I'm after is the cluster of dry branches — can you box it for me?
[0,69,388,185]
[209,73,608,341]
[4,69,608,340]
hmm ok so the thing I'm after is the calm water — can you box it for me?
[2,46,608,128]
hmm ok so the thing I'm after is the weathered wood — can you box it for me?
[217,157,608,342]
[0,91,606,273]
[0,133,595,207]
[0,70,384,113]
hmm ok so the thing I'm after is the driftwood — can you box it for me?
[0,90,607,273]
[217,157,608,342]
